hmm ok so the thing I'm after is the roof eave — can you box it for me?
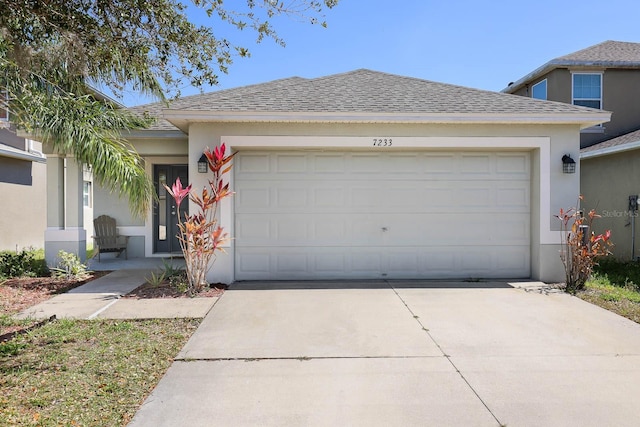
[0,144,46,163]
[123,129,187,140]
[502,62,557,94]
[163,110,610,131]
[502,59,640,94]
[581,139,640,159]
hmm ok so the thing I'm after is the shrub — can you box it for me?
[165,143,234,295]
[0,248,48,279]
[556,198,612,293]
[50,250,90,280]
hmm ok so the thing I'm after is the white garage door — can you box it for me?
[234,151,530,280]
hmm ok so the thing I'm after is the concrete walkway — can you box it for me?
[15,268,217,320]
[129,280,640,427]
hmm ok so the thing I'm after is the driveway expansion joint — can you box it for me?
[174,355,447,362]
[387,280,504,427]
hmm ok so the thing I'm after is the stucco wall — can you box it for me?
[581,150,640,261]
[0,156,46,250]
[182,122,580,284]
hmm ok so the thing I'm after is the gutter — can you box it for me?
[0,142,46,163]
[163,109,611,129]
[581,139,640,159]
[501,59,640,94]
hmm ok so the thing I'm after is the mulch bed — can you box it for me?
[1,272,226,338]
[0,271,112,316]
[124,282,227,299]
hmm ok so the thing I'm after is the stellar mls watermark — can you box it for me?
[601,210,640,218]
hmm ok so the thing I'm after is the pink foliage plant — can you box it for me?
[164,143,235,294]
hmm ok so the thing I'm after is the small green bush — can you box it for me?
[50,251,90,280]
[0,248,48,279]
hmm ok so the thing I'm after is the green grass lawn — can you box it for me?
[0,318,200,426]
[579,259,640,324]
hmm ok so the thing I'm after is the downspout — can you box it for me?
[63,157,67,229]
[629,195,638,261]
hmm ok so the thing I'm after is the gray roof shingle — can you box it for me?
[557,40,640,63]
[503,40,640,93]
[131,69,608,132]
[581,128,640,156]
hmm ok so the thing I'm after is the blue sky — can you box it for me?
[122,0,640,106]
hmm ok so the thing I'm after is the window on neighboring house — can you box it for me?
[531,79,547,100]
[572,73,602,109]
[83,181,92,208]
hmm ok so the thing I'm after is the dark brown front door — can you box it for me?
[154,165,188,253]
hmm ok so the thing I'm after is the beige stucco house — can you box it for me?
[44,69,609,283]
[504,41,640,261]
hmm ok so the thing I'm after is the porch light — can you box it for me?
[562,154,576,174]
[197,153,208,173]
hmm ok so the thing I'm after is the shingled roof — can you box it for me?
[130,69,609,132]
[581,128,640,159]
[503,40,640,93]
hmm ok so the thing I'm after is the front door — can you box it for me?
[154,165,188,253]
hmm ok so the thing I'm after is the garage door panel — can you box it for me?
[235,183,529,213]
[237,212,529,247]
[496,153,530,175]
[276,252,308,273]
[460,154,492,174]
[236,153,271,173]
[275,153,308,173]
[235,151,531,280]
[237,186,270,209]
[235,245,531,280]
[423,154,455,173]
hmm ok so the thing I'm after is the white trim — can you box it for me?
[581,139,640,159]
[164,109,609,128]
[571,71,603,109]
[0,142,46,163]
[223,136,560,245]
[531,79,548,100]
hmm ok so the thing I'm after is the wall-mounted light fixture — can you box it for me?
[562,154,576,174]
[197,153,208,173]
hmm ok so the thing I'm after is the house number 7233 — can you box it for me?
[372,138,392,147]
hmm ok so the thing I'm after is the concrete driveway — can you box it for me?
[129,281,640,427]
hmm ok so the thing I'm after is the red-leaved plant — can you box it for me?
[555,196,612,293]
[165,143,234,294]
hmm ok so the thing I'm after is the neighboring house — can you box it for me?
[503,40,640,261]
[503,40,640,149]
[44,69,609,283]
[0,122,47,251]
[581,132,640,260]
